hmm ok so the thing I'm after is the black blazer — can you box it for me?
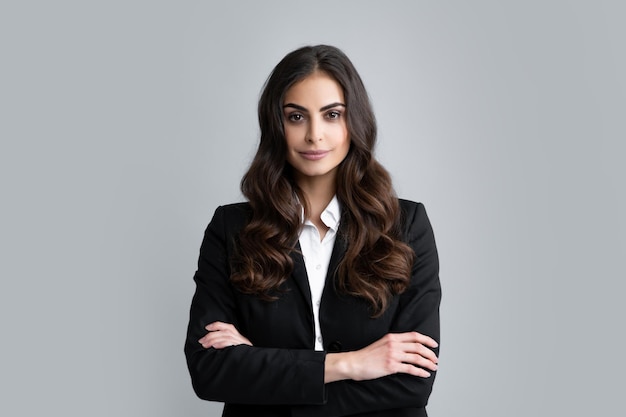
[185,200,441,417]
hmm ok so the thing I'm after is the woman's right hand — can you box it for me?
[324,332,439,383]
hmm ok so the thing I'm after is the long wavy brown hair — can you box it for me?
[230,45,415,317]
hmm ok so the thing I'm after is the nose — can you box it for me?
[306,117,322,142]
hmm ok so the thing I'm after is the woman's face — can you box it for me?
[282,71,350,186]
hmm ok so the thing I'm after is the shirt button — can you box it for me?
[317,336,323,343]
[316,300,320,306]
[315,264,321,270]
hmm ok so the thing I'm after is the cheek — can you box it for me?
[337,127,350,150]
[283,125,303,146]
[340,141,351,159]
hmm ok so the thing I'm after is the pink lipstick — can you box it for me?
[299,150,329,160]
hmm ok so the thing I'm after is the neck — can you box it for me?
[295,174,336,222]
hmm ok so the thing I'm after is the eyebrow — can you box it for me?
[283,102,346,112]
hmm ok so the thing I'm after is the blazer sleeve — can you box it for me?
[292,202,442,417]
[184,205,327,405]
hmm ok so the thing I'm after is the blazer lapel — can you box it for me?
[290,242,313,313]
[326,231,347,285]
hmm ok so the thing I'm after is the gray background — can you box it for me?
[1,1,624,416]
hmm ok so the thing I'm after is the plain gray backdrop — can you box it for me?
[1,1,624,416]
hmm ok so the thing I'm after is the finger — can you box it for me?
[389,332,437,348]
[199,332,252,349]
[403,343,439,364]
[417,334,438,348]
[204,321,222,330]
[403,353,439,372]
[205,321,235,331]
[407,332,438,348]
[199,330,231,347]
[199,335,236,349]
[202,332,237,346]
[198,334,218,348]
[397,362,432,378]
[211,340,238,349]
[206,339,251,349]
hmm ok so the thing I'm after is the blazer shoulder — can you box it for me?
[207,202,252,233]
[397,198,434,242]
[398,198,424,211]
[398,198,426,221]
[215,201,252,216]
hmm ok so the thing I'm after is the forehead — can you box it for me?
[284,71,345,104]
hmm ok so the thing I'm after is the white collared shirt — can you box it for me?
[298,196,340,351]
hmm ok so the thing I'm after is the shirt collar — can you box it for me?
[300,195,341,230]
[320,195,341,230]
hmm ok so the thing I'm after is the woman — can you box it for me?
[185,45,441,417]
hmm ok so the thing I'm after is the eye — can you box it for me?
[326,110,342,120]
[287,113,304,122]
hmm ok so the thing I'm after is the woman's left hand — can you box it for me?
[198,321,253,349]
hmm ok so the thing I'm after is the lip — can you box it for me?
[299,150,329,161]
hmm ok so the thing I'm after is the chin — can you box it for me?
[294,168,335,180]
